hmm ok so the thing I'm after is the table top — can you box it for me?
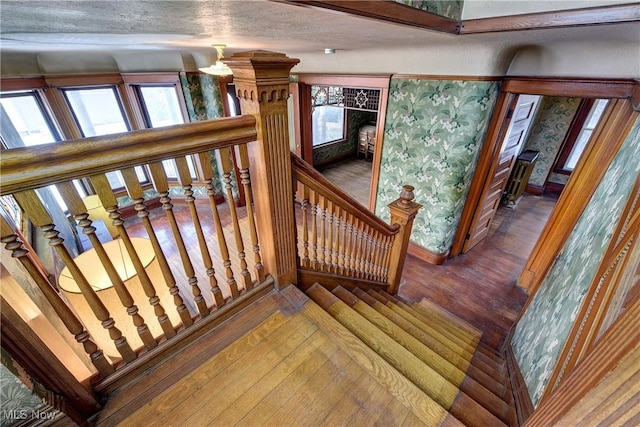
[58,237,154,293]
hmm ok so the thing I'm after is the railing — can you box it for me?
[0,51,421,421]
[1,116,271,384]
[291,154,421,293]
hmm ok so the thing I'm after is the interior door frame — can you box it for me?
[451,77,639,295]
[290,74,391,211]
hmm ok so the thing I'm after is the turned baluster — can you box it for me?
[197,151,236,305]
[354,220,367,278]
[116,170,193,328]
[235,144,264,283]
[320,196,329,271]
[13,190,136,363]
[372,232,385,281]
[92,173,178,338]
[337,207,347,275]
[0,214,114,377]
[326,200,335,272]
[148,162,209,317]
[344,213,354,276]
[219,147,249,295]
[381,235,394,282]
[299,185,311,268]
[310,190,319,270]
[57,182,158,351]
[175,156,226,307]
[362,225,375,281]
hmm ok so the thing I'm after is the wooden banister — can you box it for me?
[0,116,257,195]
[291,154,399,236]
[291,153,421,294]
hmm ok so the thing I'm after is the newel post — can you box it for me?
[387,185,422,294]
[224,51,300,287]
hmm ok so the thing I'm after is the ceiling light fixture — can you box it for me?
[199,44,233,76]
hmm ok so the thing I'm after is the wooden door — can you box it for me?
[462,94,540,253]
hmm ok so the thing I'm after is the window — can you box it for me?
[0,91,60,147]
[312,105,345,146]
[555,99,609,174]
[64,87,129,137]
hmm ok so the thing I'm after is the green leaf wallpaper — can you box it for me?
[511,115,640,407]
[392,0,463,19]
[523,97,580,188]
[375,78,500,253]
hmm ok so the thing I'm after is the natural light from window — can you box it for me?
[312,105,344,146]
[565,99,609,171]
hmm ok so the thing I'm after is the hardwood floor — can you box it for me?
[398,193,558,350]
[320,157,372,208]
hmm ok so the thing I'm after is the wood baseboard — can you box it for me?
[525,184,544,196]
[545,181,565,195]
[505,344,535,426]
[407,242,449,265]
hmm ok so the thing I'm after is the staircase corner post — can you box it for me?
[224,51,300,288]
[386,185,422,294]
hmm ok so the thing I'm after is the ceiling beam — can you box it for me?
[460,3,640,34]
[275,0,460,34]
[276,1,640,35]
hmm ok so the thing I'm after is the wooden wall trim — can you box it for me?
[505,345,535,426]
[391,74,501,82]
[502,77,638,100]
[461,3,640,34]
[0,76,48,91]
[543,181,564,195]
[279,0,459,33]
[519,100,637,296]
[407,242,449,265]
[524,183,544,196]
[523,296,640,426]
[294,73,391,88]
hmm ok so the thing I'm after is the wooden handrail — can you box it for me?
[1,116,257,195]
[291,153,399,236]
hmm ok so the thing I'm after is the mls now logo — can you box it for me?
[1,409,57,421]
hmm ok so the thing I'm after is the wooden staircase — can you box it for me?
[96,283,516,427]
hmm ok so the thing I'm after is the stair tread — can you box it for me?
[306,284,507,427]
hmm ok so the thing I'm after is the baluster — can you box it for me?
[115,171,193,328]
[344,213,354,276]
[310,190,319,270]
[326,200,334,272]
[57,182,158,352]
[299,185,311,268]
[219,147,249,295]
[372,232,384,281]
[319,196,327,271]
[382,235,394,282]
[361,225,373,280]
[92,173,178,338]
[337,207,346,275]
[197,151,236,304]
[235,144,264,283]
[175,156,225,307]
[351,218,363,278]
[148,162,209,318]
[13,190,136,363]
[356,221,367,279]
[0,214,114,377]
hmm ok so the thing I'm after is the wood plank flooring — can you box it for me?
[399,193,558,350]
[108,306,421,427]
[320,158,372,208]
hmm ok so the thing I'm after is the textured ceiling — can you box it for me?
[1,0,638,56]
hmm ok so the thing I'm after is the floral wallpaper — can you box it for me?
[375,78,500,253]
[524,97,580,188]
[1,349,47,427]
[511,115,640,407]
[392,0,463,19]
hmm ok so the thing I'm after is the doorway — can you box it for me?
[290,74,391,211]
[452,78,638,296]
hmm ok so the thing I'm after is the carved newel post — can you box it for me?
[224,51,300,288]
[387,185,422,294]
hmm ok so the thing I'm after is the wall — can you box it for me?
[374,78,500,253]
[511,115,640,407]
[393,0,463,19]
[523,97,580,189]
